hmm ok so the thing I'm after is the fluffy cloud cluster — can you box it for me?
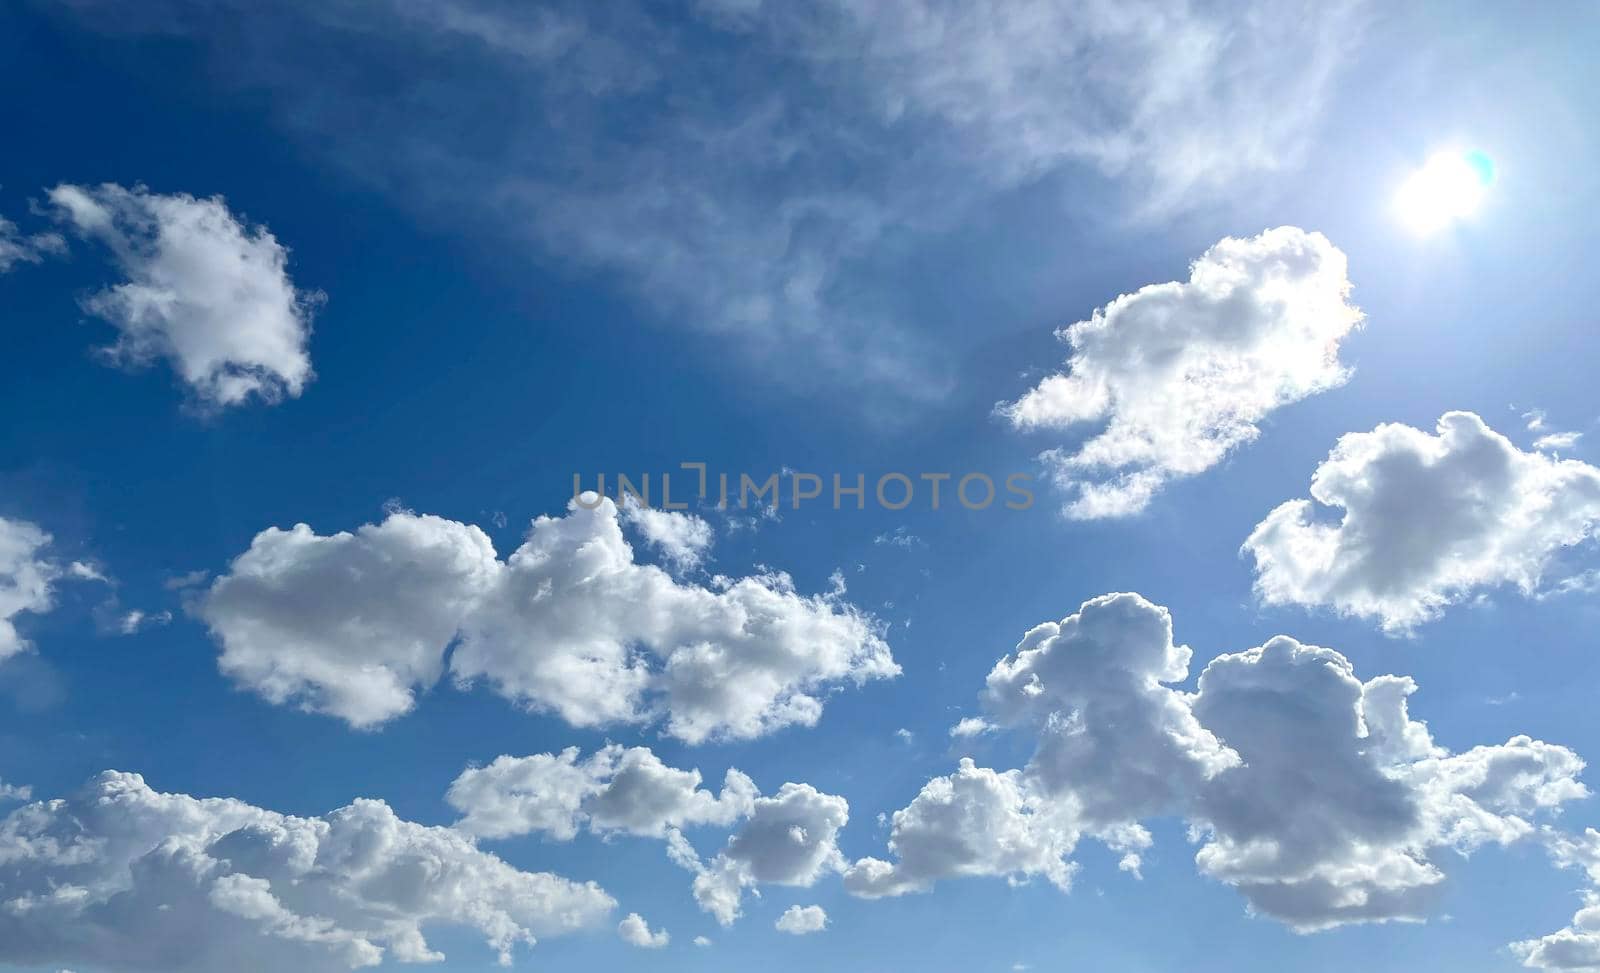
[1004,227,1364,518]
[0,516,60,662]
[447,745,756,841]
[672,782,850,926]
[48,183,316,408]
[446,743,848,927]
[1245,411,1600,632]
[198,497,895,741]
[0,771,614,972]
[844,758,1084,897]
[850,593,1588,931]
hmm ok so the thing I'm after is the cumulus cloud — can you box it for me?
[198,497,895,740]
[0,516,61,662]
[53,1,1363,400]
[1245,412,1600,632]
[848,593,1589,932]
[617,913,669,948]
[1513,830,1600,970]
[448,745,849,928]
[843,759,1080,898]
[447,745,756,841]
[948,717,994,738]
[1004,227,1363,518]
[0,778,30,802]
[671,783,849,925]
[0,212,65,272]
[619,500,714,572]
[0,770,614,972]
[774,904,827,935]
[48,183,316,408]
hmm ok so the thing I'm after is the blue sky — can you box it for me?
[3,1,1600,971]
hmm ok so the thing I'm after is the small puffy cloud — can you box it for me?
[774,904,828,935]
[949,717,994,738]
[1245,412,1600,632]
[447,745,756,841]
[674,783,849,925]
[198,498,896,740]
[0,771,614,972]
[0,516,61,662]
[848,593,1589,933]
[620,500,714,572]
[0,212,65,272]
[693,934,712,947]
[48,183,316,408]
[617,913,669,948]
[1003,227,1362,518]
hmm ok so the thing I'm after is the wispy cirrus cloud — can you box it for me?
[54,0,1367,402]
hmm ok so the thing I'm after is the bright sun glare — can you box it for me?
[1394,149,1496,235]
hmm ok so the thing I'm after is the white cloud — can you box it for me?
[0,771,614,972]
[450,746,853,929]
[672,783,849,925]
[1245,412,1600,632]
[1514,891,1600,971]
[848,593,1589,932]
[0,516,61,662]
[693,934,712,946]
[48,183,316,408]
[1513,831,1600,970]
[447,745,756,841]
[1537,431,1585,453]
[948,717,994,738]
[198,511,501,728]
[116,609,173,636]
[198,497,896,740]
[0,778,30,802]
[843,759,1080,898]
[617,912,670,948]
[0,213,65,272]
[1004,227,1363,518]
[982,593,1237,824]
[774,904,828,935]
[814,0,1361,214]
[619,500,714,572]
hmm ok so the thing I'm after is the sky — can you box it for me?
[2,1,1600,971]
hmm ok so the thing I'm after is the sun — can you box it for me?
[1393,149,1496,235]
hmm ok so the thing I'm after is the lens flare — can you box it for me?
[1394,149,1495,235]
